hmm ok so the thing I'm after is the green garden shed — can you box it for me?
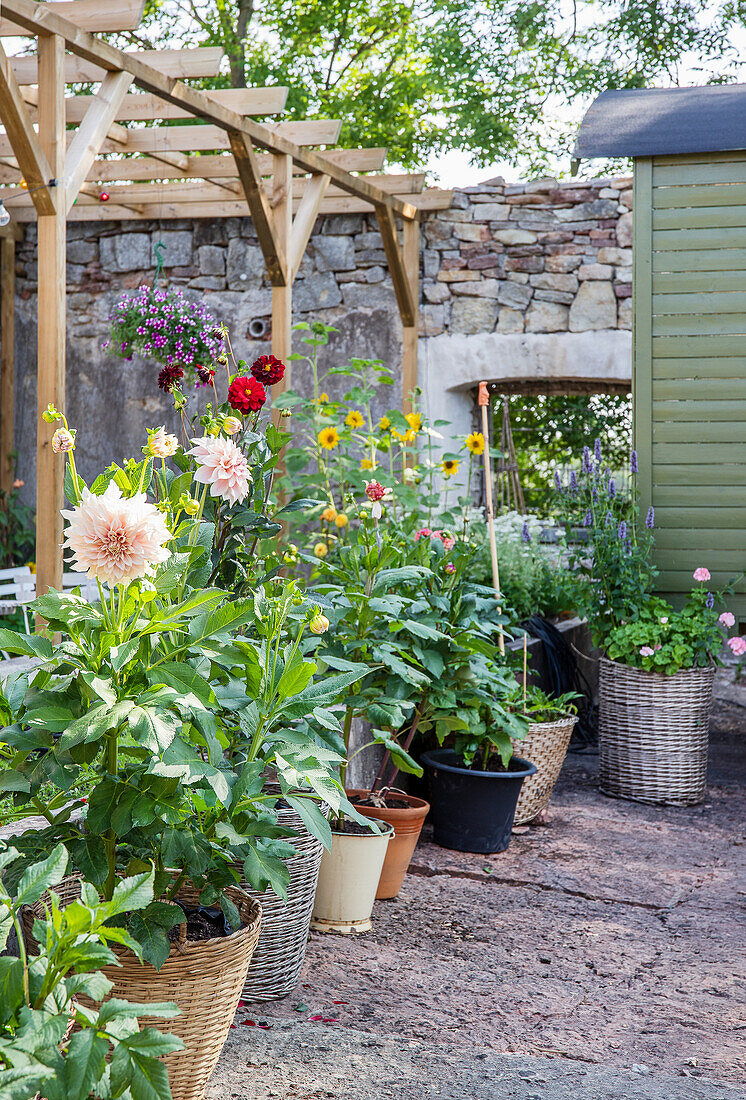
[576,85,746,628]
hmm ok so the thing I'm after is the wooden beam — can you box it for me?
[0,237,14,498]
[81,148,389,183]
[289,173,330,278]
[0,0,417,219]
[97,120,343,156]
[10,47,224,86]
[375,204,416,326]
[272,155,293,388]
[63,87,289,124]
[1,0,145,36]
[229,132,285,286]
[0,42,56,215]
[401,215,420,415]
[36,34,66,597]
[65,70,133,213]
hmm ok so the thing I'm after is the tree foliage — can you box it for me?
[121,1,746,169]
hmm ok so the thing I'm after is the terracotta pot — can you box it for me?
[346,788,429,899]
[311,821,394,934]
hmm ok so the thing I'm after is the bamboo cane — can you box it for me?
[523,632,528,707]
[478,381,504,655]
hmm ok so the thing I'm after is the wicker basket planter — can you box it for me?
[24,878,261,1100]
[510,716,577,825]
[598,657,715,806]
[240,800,325,1001]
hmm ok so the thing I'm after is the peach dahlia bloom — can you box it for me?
[62,482,171,587]
[188,435,250,506]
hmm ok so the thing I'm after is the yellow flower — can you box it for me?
[379,416,391,431]
[313,392,330,405]
[405,412,422,432]
[314,542,328,558]
[345,409,364,429]
[442,458,459,478]
[318,427,340,450]
[465,431,485,456]
[393,428,416,444]
[360,457,375,471]
[321,506,337,523]
[335,513,349,528]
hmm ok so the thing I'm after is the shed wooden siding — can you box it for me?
[634,152,746,616]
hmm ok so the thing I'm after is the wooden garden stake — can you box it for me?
[478,381,504,655]
[522,632,528,708]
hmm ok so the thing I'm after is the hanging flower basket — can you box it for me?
[598,657,715,806]
[107,284,222,388]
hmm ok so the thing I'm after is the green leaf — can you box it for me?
[128,706,180,753]
[276,658,316,699]
[0,958,24,1026]
[151,662,218,708]
[60,1029,108,1100]
[371,566,431,592]
[285,795,332,851]
[14,844,68,907]
[273,497,325,517]
[242,846,291,899]
[371,730,423,776]
[107,869,155,918]
[187,599,257,647]
[0,629,52,660]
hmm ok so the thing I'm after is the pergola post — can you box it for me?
[0,236,15,498]
[36,33,66,595]
[402,214,420,414]
[271,153,292,397]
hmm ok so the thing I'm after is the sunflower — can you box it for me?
[393,427,416,444]
[441,458,459,478]
[360,457,376,470]
[313,392,330,405]
[465,431,485,456]
[379,416,391,431]
[318,426,340,450]
[405,411,422,432]
[345,409,365,429]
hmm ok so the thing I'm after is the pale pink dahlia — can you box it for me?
[62,483,171,587]
[147,426,179,458]
[693,567,711,582]
[188,435,250,506]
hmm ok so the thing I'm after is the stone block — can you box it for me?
[533,289,575,305]
[545,255,581,273]
[554,199,619,222]
[530,272,578,292]
[569,281,617,331]
[198,245,225,276]
[497,281,532,309]
[313,234,355,272]
[100,232,151,273]
[525,300,569,332]
[356,249,387,265]
[296,271,343,312]
[505,256,543,274]
[618,298,632,329]
[494,228,537,245]
[324,214,364,235]
[450,297,498,334]
[364,266,385,283]
[614,283,632,299]
[194,221,228,248]
[423,249,440,278]
[616,211,633,248]
[226,239,263,290]
[577,263,612,281]
[496,308,524,333]
[67,239,96,265]
[441,256,467,270]
[424,283,451,304]
[615,265,632,283]
[473,203,510,221]
[437,269,479,283]
[160,231,193,268]
[355,231,383,250]
[420,304,446,336]
[451,279,500,298]
[620,189,634,208]
[598,246,632,266]
[467,252,503,271]
[453,223,488,242]
[599,187,619,199]
[189,275,225,290]
[506,272,529,284]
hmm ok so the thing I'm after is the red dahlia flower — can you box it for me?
[196,364,216,386]
[158,365,184,392]
[228,375,266,413]
[364,480,386,502]
[251,354,285,386]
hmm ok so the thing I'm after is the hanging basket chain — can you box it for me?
[152,240,166,293]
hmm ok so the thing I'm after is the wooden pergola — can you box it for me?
[0,0,452,596]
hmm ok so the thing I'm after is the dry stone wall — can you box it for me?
[7,176,633,499]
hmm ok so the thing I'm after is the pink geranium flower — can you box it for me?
[62,483,171,587]
[693,567,711,582]
[188,436,250,506]
[719,612,736,628]
[639,646,655,657]
[727,636,746,657]
[414,528,432,542]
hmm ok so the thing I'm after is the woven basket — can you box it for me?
[24,877,261,1100]
[240,800,325,1001]
[511,716,577,825]
[598,657,715,806]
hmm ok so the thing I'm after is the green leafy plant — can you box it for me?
[515,685,580,724]
[0,459,35,571]
[0,845,182,1100]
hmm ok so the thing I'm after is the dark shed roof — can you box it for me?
[574,84,746,159]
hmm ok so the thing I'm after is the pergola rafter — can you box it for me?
[0,0,452,596]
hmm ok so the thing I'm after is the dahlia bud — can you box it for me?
[309,613,330,635]
[335,513,349,528]
[223,416,242,435]
[43,403,61,424]
[146,426,178,458]
[179,493,200,516]
[322,506,337,523]
[51,427,75,454]
[280,408,292,419]
[314,542,328,559]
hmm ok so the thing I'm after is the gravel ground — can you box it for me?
[208,698,746,1100]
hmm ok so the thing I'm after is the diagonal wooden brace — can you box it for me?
[375,203,416,327]
[65,70,133,213]
[0,41,56,215]
[229,130,287,286]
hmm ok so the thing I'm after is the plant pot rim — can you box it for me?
[345,788,430,815]
[422,748,538,780]
[600,656,716,680]
[527,714,577,729]
[329,820,395,839]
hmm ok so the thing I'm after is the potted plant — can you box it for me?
[0,844,183,1100]
[509,685,579,825]
[555,441,745,806]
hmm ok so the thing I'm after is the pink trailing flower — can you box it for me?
[62,482,171,587]
[693,567,711,582]
[719,611,736,628]
[414,528,432,541]
[639,646,655,657]
[727,636,746,657]
[188,435,250,506]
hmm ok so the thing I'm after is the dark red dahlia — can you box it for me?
[195,364,216,386]
[228,375,266,413]
[158,365,184,392]
[251,354,285,386]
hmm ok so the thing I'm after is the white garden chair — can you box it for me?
[62,571,100,603]
[0,565,35,635]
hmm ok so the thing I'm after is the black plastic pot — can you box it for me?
[422,749,538,854]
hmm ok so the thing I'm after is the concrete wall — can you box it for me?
[6,175,632,501]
